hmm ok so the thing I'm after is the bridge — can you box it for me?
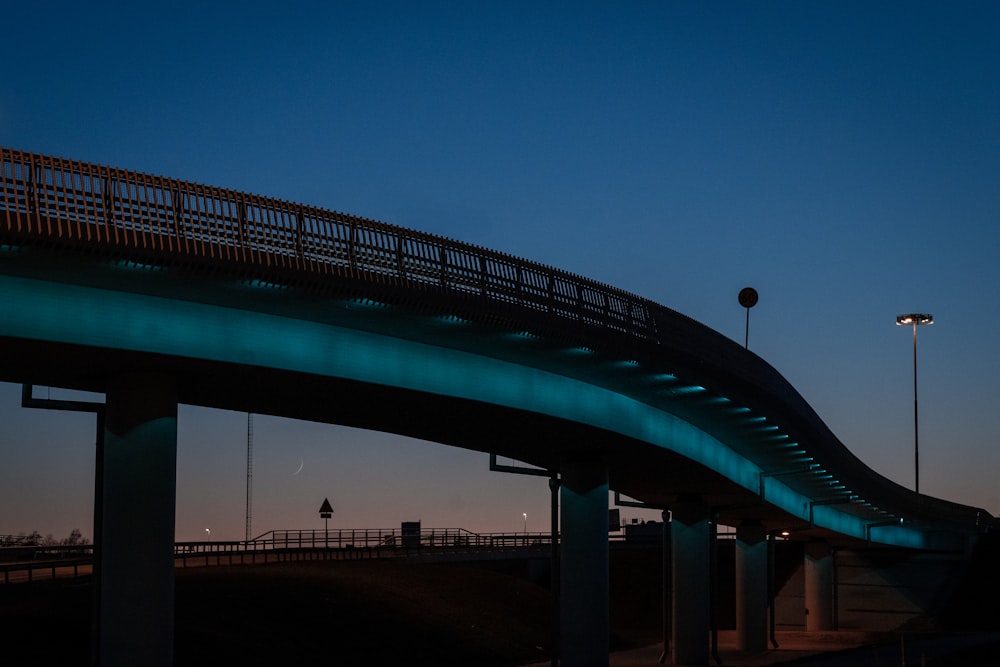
[0,147,992,666]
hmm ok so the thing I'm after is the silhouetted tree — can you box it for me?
[62,529,88,545]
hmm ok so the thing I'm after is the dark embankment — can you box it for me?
[0,548,664,666]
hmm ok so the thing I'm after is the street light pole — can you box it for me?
[896,313,933,493]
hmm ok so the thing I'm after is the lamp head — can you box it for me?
[896,313,933,326]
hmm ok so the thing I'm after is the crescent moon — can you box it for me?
[291,458,304,476]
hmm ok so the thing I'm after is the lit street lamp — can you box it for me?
[896,313,933,493]
[522,512,527,535]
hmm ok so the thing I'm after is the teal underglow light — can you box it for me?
[112,259,163,272]
[504,330,539,341]
[434,315,470,325]
[347,297,388,309]
[0,271,959,550]
[240,279,286,290]
[670,385,706,395]
[729,406,752,414]
[705,396,731,404]
[652,374,678,383]
[0,244,20,252]
[746,416,768,423]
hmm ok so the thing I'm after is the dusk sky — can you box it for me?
[1,2,998,543]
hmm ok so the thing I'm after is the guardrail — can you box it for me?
[0,147,661,341]
[0,525,705,583]
[0,529,555,583]
[246,527,549,550]
[1,559,94,584]
[0,545,94,584]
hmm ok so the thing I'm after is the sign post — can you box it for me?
[319,498,333,549]
[738,287,759,349]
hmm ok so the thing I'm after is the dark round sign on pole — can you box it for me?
[738,287,758,349]
[738,287,759,309]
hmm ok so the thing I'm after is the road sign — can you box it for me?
[319,498,333,519]
[738,287,758,309]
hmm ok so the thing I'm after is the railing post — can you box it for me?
[439,244,448,287]
[478,255,486,297]
[396,235,406,281]
[546,274,554,313]
[348,219,357,273]
[237,199,247,248]
[295,210,304,263]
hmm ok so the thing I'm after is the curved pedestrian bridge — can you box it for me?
[0,148,992,665]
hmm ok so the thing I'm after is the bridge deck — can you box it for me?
[0,147,992,548]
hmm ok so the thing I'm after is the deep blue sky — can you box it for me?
[2,2,998,542]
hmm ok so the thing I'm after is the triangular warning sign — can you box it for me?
[319,498,334,517]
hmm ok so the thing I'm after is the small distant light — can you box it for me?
[780,530,791,537]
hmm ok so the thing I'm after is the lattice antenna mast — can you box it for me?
[245,412,253,542]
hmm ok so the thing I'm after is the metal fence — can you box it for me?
[246,527,549,550]
[0,544,95,584]
[0,147,663,341]
[0,529,554,583]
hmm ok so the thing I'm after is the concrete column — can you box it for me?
[804,541,834,631]
[672,497,711,666]
[735,521,768,652]
[559,459,609,667]
[99,374,177,667]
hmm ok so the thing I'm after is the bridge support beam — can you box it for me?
[804,541,835,631]
[98,374,177,667]
[672,497,711,666]
[735,521,769,652]
[559,459,609,667]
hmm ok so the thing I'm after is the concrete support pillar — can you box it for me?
[671,497,711,666]
[735,521,768,652]
[559,459,609,667]
[99,374,177,667]
[804,541,834,631]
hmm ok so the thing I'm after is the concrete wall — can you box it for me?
[835,548,968,631]
[774,543,971,632]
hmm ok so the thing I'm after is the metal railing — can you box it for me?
[0,147,662,341]
[174,527,551,559]
[246,527,549,550]
[0,544,95,584]
[1,559,94,584]
[173,528,554,570]
[0,528,554,583]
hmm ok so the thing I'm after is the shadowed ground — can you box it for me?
[1,557,619,666]
[4,550,999,666]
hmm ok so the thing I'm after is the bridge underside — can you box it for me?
[2,334,772,525]
[0,245,983,546]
